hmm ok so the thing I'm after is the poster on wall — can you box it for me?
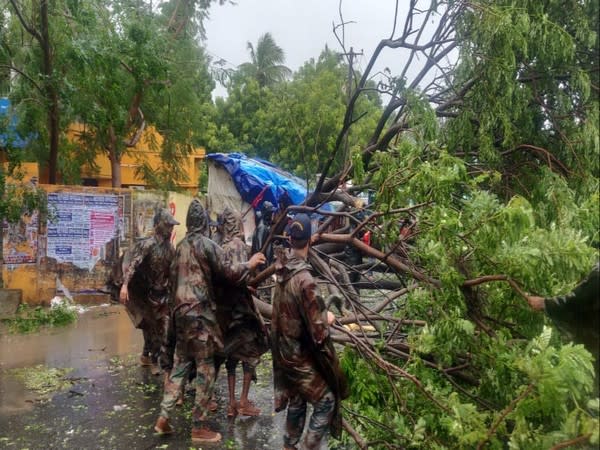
[2,211,39,264]
[132,191,165,239]
[46,192,119,270]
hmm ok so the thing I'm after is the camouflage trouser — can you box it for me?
[159,340,216,427]
[139,295,169,362]
[142,315,168,362]
[142,328,152,357]
[127,292,168,362]
[284,387,335,450]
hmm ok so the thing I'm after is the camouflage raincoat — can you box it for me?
[160,199,256,425]
[215,207,269,367]
[271,249,348,439]
[121,209,177,358]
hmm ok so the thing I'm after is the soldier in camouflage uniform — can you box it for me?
[271,213,349,450]
[119,208,178,374]
[154,199,265,444]
[214,207,269,418]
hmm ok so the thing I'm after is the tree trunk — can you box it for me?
[0,231,4,289]
[110,155,122,188]
[47,91,59,184]
[108,125,122,188]
[0,172,4,289]
[40,0,59,184]
[7,0,59,183]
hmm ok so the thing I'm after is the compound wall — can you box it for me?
[2,185,195,304]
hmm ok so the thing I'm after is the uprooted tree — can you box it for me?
[254,1,599,448]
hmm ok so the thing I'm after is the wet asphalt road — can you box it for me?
[0,304,346,450]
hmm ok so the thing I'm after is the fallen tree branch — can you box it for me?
[549,434,592,450]
[477,383,535,450]
[320,232,441,287]
[342,418,368,450]
[461,274,529,300]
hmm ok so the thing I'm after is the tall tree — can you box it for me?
[215,48,380,186]
[239,32,292,88]
[68,0,222,188]
[255,49,381,185]
[6,0,67,184]
[0,9,10,95]
[67,0,171,187]
[4,0,226,188]
[141,0,229,189]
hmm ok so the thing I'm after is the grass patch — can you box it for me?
[2,302,77,334]
[9,364,74,395]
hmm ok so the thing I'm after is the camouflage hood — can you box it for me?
[274,248,311,285]
[221,207,243,244]
[186,199,209,236]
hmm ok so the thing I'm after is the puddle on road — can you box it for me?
[0,304,141,371]
[0,304,141,417]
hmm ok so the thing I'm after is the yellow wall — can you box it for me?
[69,123,205,192]
[3,162,40,184]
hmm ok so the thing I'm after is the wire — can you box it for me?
[205,50,239,69]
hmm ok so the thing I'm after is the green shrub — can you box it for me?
[2,302,78,334]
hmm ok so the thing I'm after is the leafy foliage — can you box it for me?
[327,1,599,448]
[3,0,224,188]
[0,167,47,225]
[9,364,74,395]
[3,302,77,334]
[342,120,598,447]
[447,0,599,200]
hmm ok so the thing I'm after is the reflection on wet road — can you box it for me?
[0,304,290,449]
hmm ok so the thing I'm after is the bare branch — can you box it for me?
[0,64,42,93]
[8,0,42,42]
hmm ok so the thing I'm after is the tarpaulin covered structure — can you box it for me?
[0,98,30,149]
[206,152,307,207]
[206,152,309,243]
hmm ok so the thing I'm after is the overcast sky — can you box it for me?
[204,0,408,98]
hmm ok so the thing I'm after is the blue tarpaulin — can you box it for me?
[0,98,30,148]
[206,152,309,210]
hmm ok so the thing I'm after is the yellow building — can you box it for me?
[2,161,40,184]
[72,123,205,194]
[4,124,205,193]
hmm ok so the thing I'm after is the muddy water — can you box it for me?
[0,306,141,371]
[0,305,348,449]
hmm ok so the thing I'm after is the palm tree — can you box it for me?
[239,33,292,87]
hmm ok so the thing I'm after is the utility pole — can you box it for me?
[343,47,362,103]
[340,47,363,167]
